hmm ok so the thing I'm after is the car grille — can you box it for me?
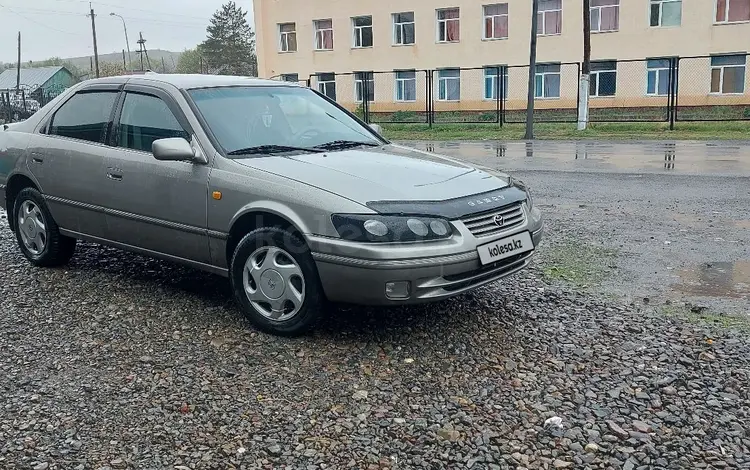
[461,202,525,238]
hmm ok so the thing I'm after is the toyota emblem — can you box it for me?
[493,214,505,227]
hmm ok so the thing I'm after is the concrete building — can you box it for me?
[253,0,750,115]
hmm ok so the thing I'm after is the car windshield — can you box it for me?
[188,86,381,156]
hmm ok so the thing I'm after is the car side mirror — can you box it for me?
[369,123,383,135]
[152,137,196,162]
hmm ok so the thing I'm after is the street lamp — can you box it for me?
[110,13,132,71]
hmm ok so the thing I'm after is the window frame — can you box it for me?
[534,63,561,99]
[47,86,120,146]
[314,19,334,51]
[278,22,297,53]
[483,66,509,100]
[392,12,416,46]
[436,8,461,43]
[316,73,337,101]
[589,61,618,97]
[352,16,374,48]
[110,85,194,154]
[354,71,375,103]
[590,0,619,33]
[537,0,563,36]
[710,55,747,95]
[650,0,682,27]
[645,58,672,96]
[483,4,509,40]
[715,0,750,24]
[437,68,461,101]
[394,70,417,102]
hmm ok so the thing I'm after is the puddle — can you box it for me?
[675,261,750,299]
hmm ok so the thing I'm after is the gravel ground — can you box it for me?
[1,202,749,470]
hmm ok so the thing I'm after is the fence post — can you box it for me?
[670,58,679,130]
[500,67,505,127]
[495,68,501,125]
[427,70,433,128]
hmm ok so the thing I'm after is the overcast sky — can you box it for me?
[0,0,255,63]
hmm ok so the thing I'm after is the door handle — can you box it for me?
[106,167,123,181]
[31,156,44,164]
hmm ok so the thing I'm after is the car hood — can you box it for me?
[233,144,510,205]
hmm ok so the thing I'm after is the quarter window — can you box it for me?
[118,93,189,153]
[352,16,373,48]
[538,0,562,36]
[535,63,561,98]
[437,69,460,101]
[590,0,619,32]
[279,23,297,52]
[483,4,509,40]
[650,0,681,26]
[711,55,746,94]
[393,12,415,45]
[647,58,672,95]
[716,0,750,23]
[354,72,375,102]
[49,91,118,144]
[314,19,334,50]
[317,73,337,100]
[437,8,460,42]
[395,70,417,102]
[590,61,617,97]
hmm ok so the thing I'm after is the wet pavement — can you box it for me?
[399,140,750,177]
[399,139,750,316]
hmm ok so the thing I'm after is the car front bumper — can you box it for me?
[309,207,544,305]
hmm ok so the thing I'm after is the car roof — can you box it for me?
[79,73,302,90]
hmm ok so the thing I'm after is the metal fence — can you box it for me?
[0,84,67,124]
[305,55,750,127]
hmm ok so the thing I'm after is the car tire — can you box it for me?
[229,227,325,336]
[12,187,76,267]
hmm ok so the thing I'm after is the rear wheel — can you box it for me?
[229,227,324,336]
[12,187,76,267]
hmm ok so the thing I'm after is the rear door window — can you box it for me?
[118,92,190,153]
[49,91,118,144]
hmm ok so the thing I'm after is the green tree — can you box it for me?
[176,48,204,74]
[200,1,257,76]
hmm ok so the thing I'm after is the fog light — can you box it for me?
[385,281,411,300]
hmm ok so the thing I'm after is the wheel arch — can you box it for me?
[225,206,307,268]
[5,172,41,231]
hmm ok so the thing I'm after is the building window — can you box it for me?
[483,4,509,40]
[315,73,337,100]
[314,19,334,50]
[437,8,460,42]
[590,61,617,97]
[437,69,460,101]
[650,0,682,27]
[355,72,374,102]
[352,16,373,48]
[535,63,561,98]
[281,73,299,82]
[484,66,508,100]
[591,0,619,32]
[647,58,672,95]
[278,23,297,52]
[538,0,562,36]
[711,55,746,94]
[716,0,750,23]
[395,70,417,102]
[393,12,415,45]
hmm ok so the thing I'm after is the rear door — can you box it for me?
[101,84,211,264]
[26,86,120,238]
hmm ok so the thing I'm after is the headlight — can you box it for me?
[331,214,453,242]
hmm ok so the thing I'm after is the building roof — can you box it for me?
[0,66,69,91]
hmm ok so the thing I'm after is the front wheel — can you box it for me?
[229,227,324,336]
[12,187,76,267]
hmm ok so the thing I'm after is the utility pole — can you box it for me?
[577,0,592,130]
[122,49,127,72]
[16,32,21,91]
[161,56,166,73]
[136,33,151,70]
[88,4,100,78]
[524,0,540,140]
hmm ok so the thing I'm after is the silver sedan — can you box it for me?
[0,74,543,336]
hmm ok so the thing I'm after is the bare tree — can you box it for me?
[577,0,592,130]
[524,0,540,140]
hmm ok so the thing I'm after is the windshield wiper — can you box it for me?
[313,140,380,151]
[227,145,323,156]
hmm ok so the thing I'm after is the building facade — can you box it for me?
[253,0,750,115]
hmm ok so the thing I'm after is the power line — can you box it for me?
[46,0,211,20]
[3,4,208,28]
[0,3,88,36]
